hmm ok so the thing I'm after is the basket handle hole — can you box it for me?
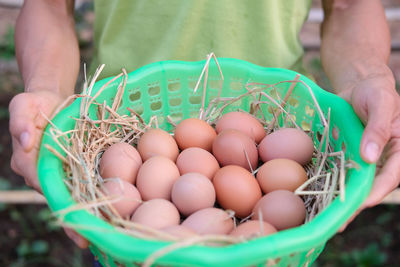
[148,85,160,96]
[150,101,162,111]
[169,98,182,107]
[289,97,299,108]
[230,81,243,91]
[170,112,182,122]
[131,106,144,115]
[129,91,141,102]
[305,105,315,117]
[301,120,312,131]
[209,80,222,89]
[189,96,202,104]
[168,82,181,92]
[332,127,340,141]
[316,131,323,144]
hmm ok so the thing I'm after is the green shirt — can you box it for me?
[91,0,312,79]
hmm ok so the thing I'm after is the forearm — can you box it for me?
[15,0,79,98]
[321,0,394,94]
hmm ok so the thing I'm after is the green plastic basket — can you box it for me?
[38,58,375,267]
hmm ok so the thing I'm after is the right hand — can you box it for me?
[9,90,89,248]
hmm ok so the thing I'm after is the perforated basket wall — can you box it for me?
[38,58,375,267]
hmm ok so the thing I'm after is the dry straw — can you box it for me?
[45,54,352,264]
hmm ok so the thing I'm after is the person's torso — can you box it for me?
[91,0,312,79]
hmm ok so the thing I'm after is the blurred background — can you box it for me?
[0,0,399,266]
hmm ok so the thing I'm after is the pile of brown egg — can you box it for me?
[99,111,314,239]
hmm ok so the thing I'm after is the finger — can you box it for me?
[64,228,89,249]
[10,136,43,193]
[362,150,400,208]
[360,96,393,163]
[9,93,37,152]
[11,151,42,193]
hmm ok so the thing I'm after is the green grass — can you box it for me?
[0,26,15,60]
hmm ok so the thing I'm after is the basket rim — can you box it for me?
[37,58,375,266]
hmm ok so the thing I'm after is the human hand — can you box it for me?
[9,90,63,191]
[338,71,400,231]
[9,90,89,248]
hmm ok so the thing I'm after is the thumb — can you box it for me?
[360,99,392,163]
[9,93,37,152]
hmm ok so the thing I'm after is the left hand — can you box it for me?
[338,71,400,231]
[9,90,89,248]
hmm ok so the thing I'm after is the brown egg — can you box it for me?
[161,225,198,239]
[131,199,180,229]
[101,180,142,218]
[136,156,180,200]
[99,143,142,184]
[213,166,262,218]
[137,128,179,162]
[252,190,306,230]
[258,128,314,165]
[171,173,216,216]
[182,208,234,235]
[230,220,277,239]
[216,111,266,143]
[174,118,217,151]
[176,147,219,180]
[212,129,258,171]
[256,159,308,193]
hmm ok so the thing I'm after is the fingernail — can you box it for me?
[20,132,30,150]
[365,142,379,162]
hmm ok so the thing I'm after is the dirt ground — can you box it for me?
[1,1,400,267]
